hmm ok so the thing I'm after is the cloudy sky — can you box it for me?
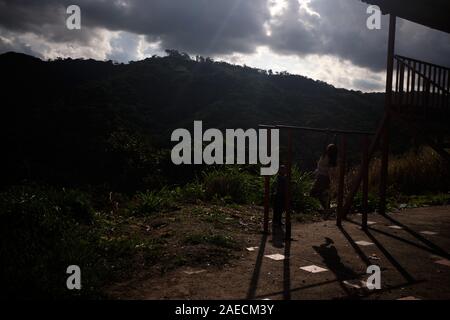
[1,0,449,92]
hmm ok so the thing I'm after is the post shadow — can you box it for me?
[283,239,291,300]
[338,225,372,266]
[246,233,268,300]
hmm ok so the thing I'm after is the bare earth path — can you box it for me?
[107,206,450,300]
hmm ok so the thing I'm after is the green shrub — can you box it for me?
[56,189,95,224]
[175,181,205,202]
[352,191,379,213]
[202,167,262,204]
[402,193,450,207]
[271,166,320,213]
[0,185,99,299]
[0,185,164,299]
[290,167,321,213]
[129,187,177,216]
[184,233,238,249]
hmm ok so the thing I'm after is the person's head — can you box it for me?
[278,164,287,176]
[326,144,338,167]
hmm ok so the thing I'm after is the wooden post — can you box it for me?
[341,114,386,217]
[285,129,293,241]
[337,135,346,226]
[379,14,396,216]
[263,129,271,234]
[361,136,369,230]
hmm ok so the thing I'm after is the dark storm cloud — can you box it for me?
[267,0,450,71]
[0,0,270,56]
[0,0,97,44]
[0,0,449,73]
[87,0,270,55]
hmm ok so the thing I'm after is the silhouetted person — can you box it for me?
[273,165,287,227]
[310,144,338,211]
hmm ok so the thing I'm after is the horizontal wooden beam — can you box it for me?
[258,124,375,136]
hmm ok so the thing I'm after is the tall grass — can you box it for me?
[127,165,319,213]
[345,146,449,202]
[369,147,449,194]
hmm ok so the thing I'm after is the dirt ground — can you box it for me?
[106,205,450,300]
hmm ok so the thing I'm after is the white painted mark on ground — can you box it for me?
[265,254,285,261]
[367,221,377,225]
[435,259,450,267]
[369,254,380,261]
[397,296,421,300]
[183,269,207,275]
[420,231,438,235]
[300,265,329,273]
[246,247,258,252]
[342,279,366,289]
[355,241,374,246]
[388,225,403,230]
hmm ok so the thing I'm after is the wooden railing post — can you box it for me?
[379,14,396,216]
[379,120,390,216]
[361,136,369,230]
[337,135,347,226]
[285,129,293,241]
[447,71,450,113]
[263,128,271,234]
[411,60,416,109]
[399,64,405,108]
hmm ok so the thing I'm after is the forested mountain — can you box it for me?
[0,50,385,191]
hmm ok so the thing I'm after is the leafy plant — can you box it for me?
[129,187,177,216]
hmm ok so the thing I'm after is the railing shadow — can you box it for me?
[283,239,291,300]
[380,214,450,259]
[363,229,415,283]
[346,217,449,259]
[254,277,422,300]
[342,218,415,283]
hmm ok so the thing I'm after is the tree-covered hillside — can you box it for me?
[0,50,385,191]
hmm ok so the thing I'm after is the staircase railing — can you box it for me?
[342,56,450,218]
[393,55,450,119]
